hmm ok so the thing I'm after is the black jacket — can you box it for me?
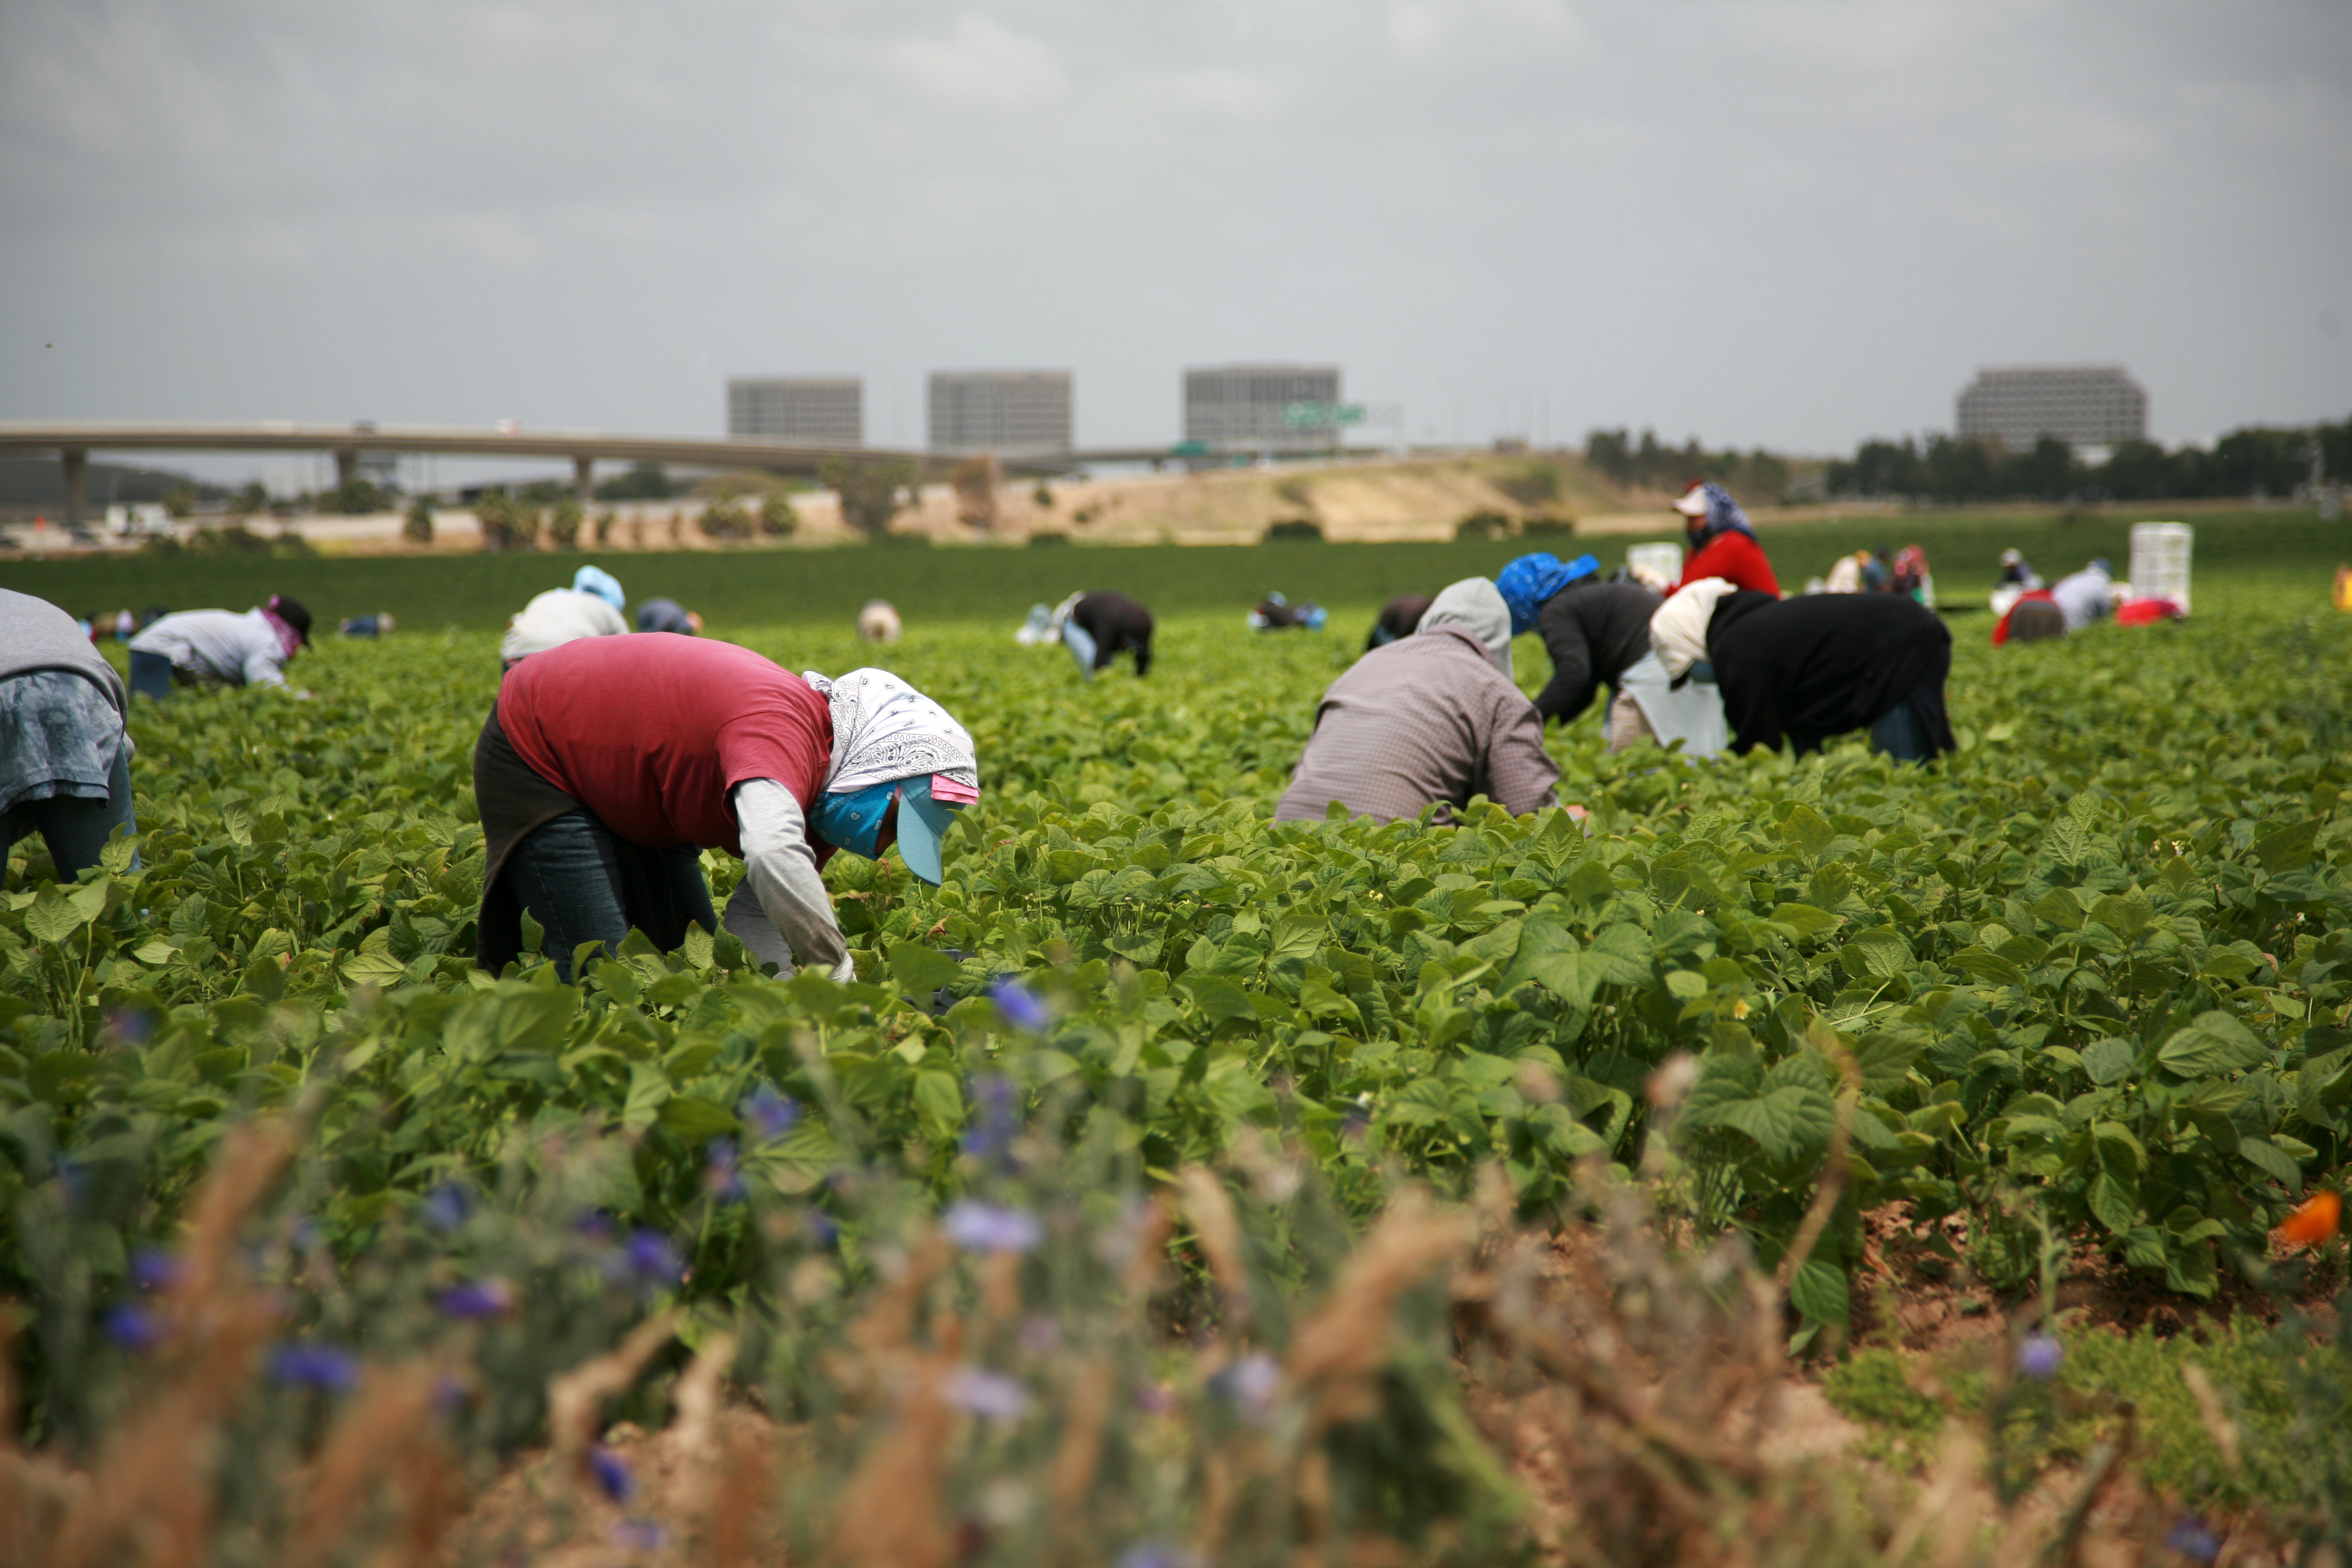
[1532,581,1661,724]
[1706,591,1955,758]
[1069,591,1154,676]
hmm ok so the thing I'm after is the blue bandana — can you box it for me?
[1686,484,1754,545]
[1494,552,1601,636]
[808,781,897,857]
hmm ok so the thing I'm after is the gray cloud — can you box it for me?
[3,0,2346,460]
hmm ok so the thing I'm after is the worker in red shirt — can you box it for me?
[1667,482,1780,598]
[472,635,979,982]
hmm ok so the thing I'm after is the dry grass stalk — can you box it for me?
[1046,1358,1114,1545]
[35,1120,296,1568]
[825,1314,963,1568]
[1119,1195,1173,1301]
[545,1308,677,1487]
[1178,1165,1252,1338]
[704,1423,774,1568]
[1286,1189,1473,1427]
[283,1365,445,1568]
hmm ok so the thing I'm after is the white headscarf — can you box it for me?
[1415,577,1515,678]
[800,667,980,795]
[1648,577,1740,680]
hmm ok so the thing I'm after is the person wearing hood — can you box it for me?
[1249,592,1327,631]
[500,565,628,670]
[1650,579,1956,763]
[2049,560,2116,632]
[1669,482,1779,598]
[1364,593,1436,652]
[1497,550,1666,737]
[1058,590,1154,678]
[127,594,312,699]
[1,589,137,885]
[473,634,979,983]
[1275,578,1558,824]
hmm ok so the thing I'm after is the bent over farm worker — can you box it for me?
[1497,549,1672,746]
[126,594,311,699]
[473,635,979,983]
[499,565,628,669]
[1059,590,1154,678]
[1669,482,1779,598]
[1274,577,1558,825]
[1654,580,1956,763]
[0,588,137,885]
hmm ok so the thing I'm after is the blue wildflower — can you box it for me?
[589,1445,635,1504]
[2016,1332,2062,1381]
[625,1230,682,1284]
[104,1303,161,1352]
[1116,1543,1203,1568]
[705,1138,745,1202]
[611,1518,668,1551]
[1208,1352,1282,1422]
[739,1085,800,1142]
[270,1343,360,1393]
[131,1248,182,1292]
[423,1183,470,1231]
[944,1367,1033,1422]
[439,1279,516,1319]
[2164,1515,2223,1564]
[806,1210,841,1249]
[961,1074,1019,1164]
[990,977,1052,1034]
[943,1200,1043,1255]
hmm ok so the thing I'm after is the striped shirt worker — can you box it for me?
[1275,578,1560,824]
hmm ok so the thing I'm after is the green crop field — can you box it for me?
[4,538,2350,1560]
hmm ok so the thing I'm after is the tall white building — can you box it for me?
[927,370,1072,453]
[727,377,863,446]
[1956,366,2146,453]
[1184,365,1344,453]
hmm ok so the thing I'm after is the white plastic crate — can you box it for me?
[1627,542,1683,588]
[2129,522,2193,613]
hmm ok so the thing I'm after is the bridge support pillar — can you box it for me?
[573,454,594,506]
[332,449,358,494]
[60,449,88,531]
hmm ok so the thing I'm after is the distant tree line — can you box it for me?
[1583,428,1792,504]
[1825,417,2352,503]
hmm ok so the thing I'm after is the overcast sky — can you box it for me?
[3,0,2347,473]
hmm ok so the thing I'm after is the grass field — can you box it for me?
[3,505,2343,633]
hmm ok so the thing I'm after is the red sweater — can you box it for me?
[496,635,833,855]
[1672,531,1780,598]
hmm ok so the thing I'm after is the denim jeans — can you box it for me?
[129,651,177,703]
[2,748,137,885]
[502,809,716,981]
[1870,698,1932,762]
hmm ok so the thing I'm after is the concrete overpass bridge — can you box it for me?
[0,421,1241,529]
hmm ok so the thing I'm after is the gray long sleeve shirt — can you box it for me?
[725,779,856,981]
[1532,580,1661,725]
[1275,625,1560,824]
[0,588,129,715]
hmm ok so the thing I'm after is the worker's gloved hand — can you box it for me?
[829,954,859,984]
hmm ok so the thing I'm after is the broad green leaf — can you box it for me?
[2155,1011,2267,1078]
[24,888,88,944]
[1781,805,1834,862]
[1789,1255,1850,1326]
[2080,1037,2136,1086]
[913,1069,963,1132]
[2251,817,2320,873]
[1768,902,1840,938]
[655,1095,739,1140]
[2087,1172,2138,1234]
[887,942,962,995]
[1949,947,2028,988]
[2236,1136,2301,1186]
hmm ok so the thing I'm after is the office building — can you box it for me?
[726,377,863,445]
[1184,365,1344,453]
[1955,366,2146,453]
[927,370,1072,453]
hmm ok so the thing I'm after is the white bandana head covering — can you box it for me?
[1649,577,1740,680]
[800,667,981,796]
[1416,577,1515,679]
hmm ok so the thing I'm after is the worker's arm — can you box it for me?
[1485,696,1564,817]
[728,779,856,982]
[1529,603,1598,724]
